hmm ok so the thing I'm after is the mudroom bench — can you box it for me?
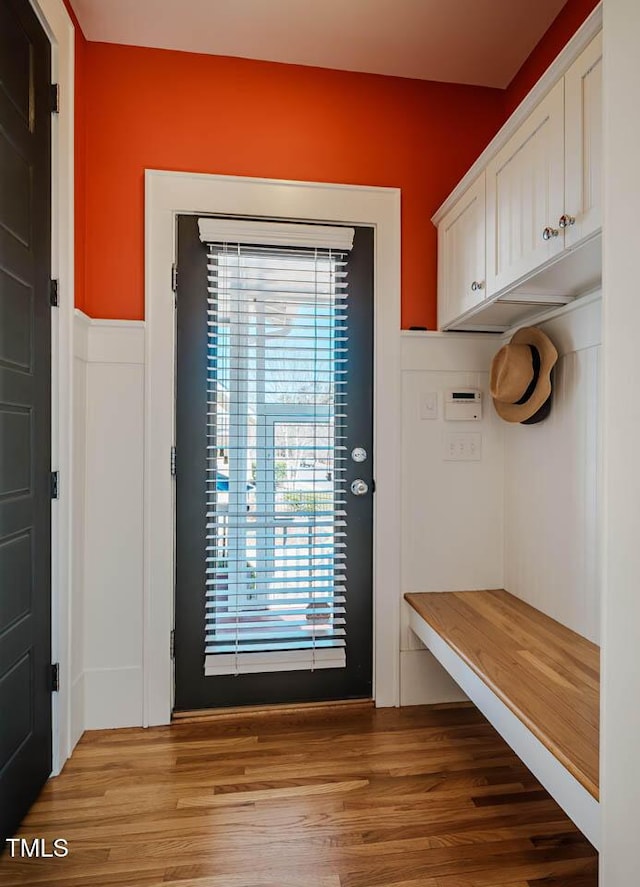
[405,589,600,848]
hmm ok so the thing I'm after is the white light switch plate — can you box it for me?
[420,392,438,420]
[444,432,482,461]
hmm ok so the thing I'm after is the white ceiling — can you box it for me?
[69,0,568,89]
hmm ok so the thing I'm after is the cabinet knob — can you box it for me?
[471,280,485,292]
[559,213,576,228]
[542,226,560,241]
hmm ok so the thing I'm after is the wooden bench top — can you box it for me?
[405,589,600,800]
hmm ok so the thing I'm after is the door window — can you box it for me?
[204,245,347,674]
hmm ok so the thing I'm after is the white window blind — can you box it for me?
[199,220,354,677]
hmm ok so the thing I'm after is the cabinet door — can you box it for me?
[486,80,565,295]
[438,173,486,329]
[564,32,602,249]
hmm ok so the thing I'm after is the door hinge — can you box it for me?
[50,83,59,114]
[50,279,59,307]
[171,263,178,293]
[50,471,59,500]
[170,630,175,660]
[50,663,60,693]
[170,446,176,477]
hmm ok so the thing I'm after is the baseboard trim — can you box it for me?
[172,698,375,722]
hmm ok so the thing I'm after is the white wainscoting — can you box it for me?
[75,320,504,725]
[73,304,600,727]
[400,331,504,705]
[76,315,146,730]
[503,295,601,642]
[399,301,601,703]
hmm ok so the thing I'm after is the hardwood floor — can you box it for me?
[0,704,597,887]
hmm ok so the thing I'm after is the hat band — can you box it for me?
[514,345,541,405]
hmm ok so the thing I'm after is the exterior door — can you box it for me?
[0,0,53,841]
[174,216,374,710]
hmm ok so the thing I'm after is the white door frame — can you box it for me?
[28,0,75,772]
[144,170,402,724]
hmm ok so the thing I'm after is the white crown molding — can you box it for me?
[431,2,603,225]
[198,218,355,250]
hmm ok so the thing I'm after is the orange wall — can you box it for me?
[504,0,600,115]
[82,44,504,327]
[72,0,600,326]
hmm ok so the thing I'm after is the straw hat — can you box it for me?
[490,327,558,424]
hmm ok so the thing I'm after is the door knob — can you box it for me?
[542,226,560,240]
[470,281,485,292]
[558,213,576,228]
[350,479,369,496]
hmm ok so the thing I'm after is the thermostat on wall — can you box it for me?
[444,389,482,421]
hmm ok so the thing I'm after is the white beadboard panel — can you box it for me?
[71,311,90,746]
[400,649,468,706]
[401,367,504,647]
[402,372,503,592]
[400,333,504,664]
[85,361,144,669]
[83,322,145,728]
[504,296,601,641]
[83,667,144,730]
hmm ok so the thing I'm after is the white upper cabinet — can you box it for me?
[486,80,566,296]
[438,174,486,329]
[434,19,603,332]
[564,31,603,248]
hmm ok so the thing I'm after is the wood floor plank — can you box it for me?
[0,705,597,887]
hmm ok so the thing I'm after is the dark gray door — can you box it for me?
[174,216,374,710]
[0,0,53,841]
